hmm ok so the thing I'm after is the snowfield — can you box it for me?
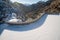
[0,14,60,40]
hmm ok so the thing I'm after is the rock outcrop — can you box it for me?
[43,0,60,14]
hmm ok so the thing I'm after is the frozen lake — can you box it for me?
[0,14,60,40]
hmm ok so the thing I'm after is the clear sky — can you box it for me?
[10,0,48,4]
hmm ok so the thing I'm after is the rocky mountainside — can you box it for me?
[28,0,60,19]
[0,0,60,24]
[0,0,13,23]
[44,0,60,14]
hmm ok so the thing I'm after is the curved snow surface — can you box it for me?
[0,14,60,40]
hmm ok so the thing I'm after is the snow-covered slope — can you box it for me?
[0,14,60,40]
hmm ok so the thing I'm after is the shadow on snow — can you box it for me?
[0,14,48,35]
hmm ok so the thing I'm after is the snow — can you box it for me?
[0,14,60,40]
[8,19,22,22]
[5,13,23,22]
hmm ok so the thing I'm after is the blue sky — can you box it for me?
[10,0,48,4]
